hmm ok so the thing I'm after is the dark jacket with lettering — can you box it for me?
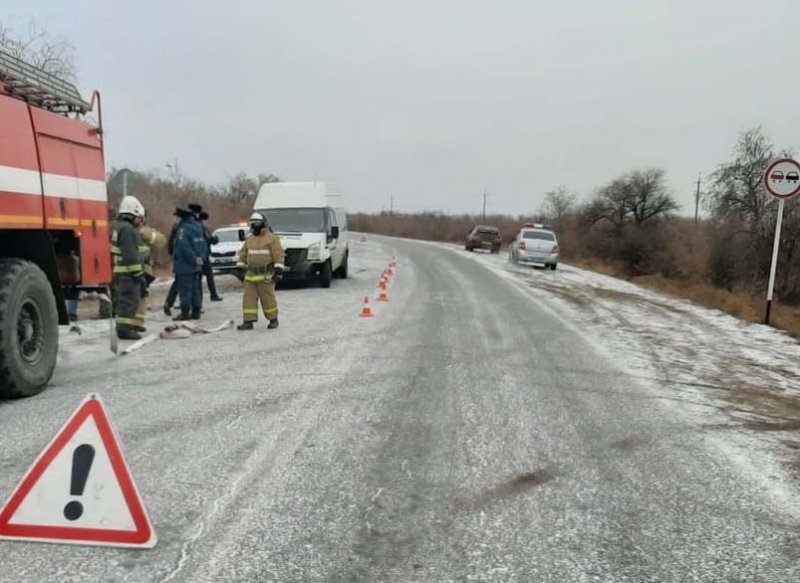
[172,217,207,275]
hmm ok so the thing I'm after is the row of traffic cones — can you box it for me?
[360,257,399,317]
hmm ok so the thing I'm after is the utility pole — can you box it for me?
[389,196,394,217]
[482,190,488,219]
[166,158,180,198]
[694,173,701,227]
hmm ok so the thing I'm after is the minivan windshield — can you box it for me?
[258,208,326,233]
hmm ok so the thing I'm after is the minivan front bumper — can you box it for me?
[282,248,319,279]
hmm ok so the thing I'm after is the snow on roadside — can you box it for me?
[443,243,800,507]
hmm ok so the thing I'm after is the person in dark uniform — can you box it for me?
[187,203,206,310]
[111,196,146,339]
[172,206,206,320]
[164,202,209,315]
[199,211,222,301]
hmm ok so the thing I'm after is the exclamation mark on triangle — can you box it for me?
[63,444,95,521]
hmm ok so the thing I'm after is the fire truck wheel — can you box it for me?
[0,259,59,398]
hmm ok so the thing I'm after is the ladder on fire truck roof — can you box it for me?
[0,48,90,114]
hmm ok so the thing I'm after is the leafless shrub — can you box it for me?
[0,20,76,81]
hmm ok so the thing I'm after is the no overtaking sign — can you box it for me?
[762,158,800,325]
[764,158,800,200]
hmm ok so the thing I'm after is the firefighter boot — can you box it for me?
[173,311,191,321]
[267,319,279,330]
[237,321,254,331]
[163,304,171,317]
[117,328,142,340]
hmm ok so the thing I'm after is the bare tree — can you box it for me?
[539,187,577,221]
[0,20,76,81]
[625,168,680,225]
[224,172,280,203]
[583,178,629,232]
[257,173,280,187]
[224,173,258,202]
[706,127,778,226]
[584,168,678,230]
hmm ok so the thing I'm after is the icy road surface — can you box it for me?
[1,236,799,582]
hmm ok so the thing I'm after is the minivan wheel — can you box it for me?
[335,252,349,279]
[319,260,333,288]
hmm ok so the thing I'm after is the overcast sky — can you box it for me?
[3,1,798,215]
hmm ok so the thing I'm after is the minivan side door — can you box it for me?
[327,208,344,269]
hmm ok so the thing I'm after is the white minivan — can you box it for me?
[253,182,349,287]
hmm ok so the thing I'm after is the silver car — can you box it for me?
[509,225,559,270]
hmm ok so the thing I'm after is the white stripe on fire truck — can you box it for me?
[0,165,41,196]
[0,164,107,202]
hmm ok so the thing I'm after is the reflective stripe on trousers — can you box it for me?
[113,264,144,275]
[242,281,278,321]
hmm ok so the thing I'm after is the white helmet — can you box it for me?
[119,195,145,218]
[249,212,265,224]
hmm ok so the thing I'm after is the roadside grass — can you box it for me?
[622,273,800,338]
[349,215,800,339]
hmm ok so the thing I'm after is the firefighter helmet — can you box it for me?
[119,195,145,218]
[249,212,265,224]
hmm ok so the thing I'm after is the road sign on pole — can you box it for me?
[763,158,800,325]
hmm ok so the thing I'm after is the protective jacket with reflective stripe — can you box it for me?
[239,230,284,282]
[139,225,167,277]
[110,218,144,277]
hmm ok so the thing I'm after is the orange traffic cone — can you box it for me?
[377,289,390,302]
[388,267,395,276]
[359,296,374,317]
[379,278,388,291]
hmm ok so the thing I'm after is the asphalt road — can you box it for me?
[0,237,798,582]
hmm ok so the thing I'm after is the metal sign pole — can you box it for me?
[765,198,785,325]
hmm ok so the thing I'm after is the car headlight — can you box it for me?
[307,242,321,261]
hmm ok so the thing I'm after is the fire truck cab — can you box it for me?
[0,50,111,398]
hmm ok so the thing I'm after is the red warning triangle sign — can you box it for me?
[0,394,156,548]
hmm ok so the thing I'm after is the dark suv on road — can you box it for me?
[465,225,502,253]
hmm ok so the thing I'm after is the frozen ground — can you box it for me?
[0,235,798,582]
[453,244,800,490]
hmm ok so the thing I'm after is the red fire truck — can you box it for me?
[0,50,111,398]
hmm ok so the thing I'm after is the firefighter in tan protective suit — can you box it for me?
[132,223,167,332]
[237,212,285,330]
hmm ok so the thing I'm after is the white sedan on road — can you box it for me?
[509,223,559,270]
[210,225,247,277]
